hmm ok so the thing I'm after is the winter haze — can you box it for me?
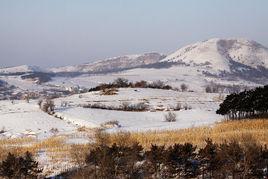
[1,0,268,67]
[0,1,267,178]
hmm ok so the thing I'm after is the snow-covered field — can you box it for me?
[56,108,221,132]
[0,100,76,139]
[0,88,224,139]
[53,88,223,132]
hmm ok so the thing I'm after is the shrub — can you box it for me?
[94,130,111,146]
[70,144,91,167]
[134,80,148,88]
[0,127,6,134]
[180,83,188,92]
[113,78,129,88]
[165,112,177,122]
[174,102,182,111]
[147,80,172,90]
[58,137,268,179]
[88,79,173,93]
[150,80,165,89]
[50,128,59,135]
[39,98,55,114]
[205,84,220,93]
[0,152,42,178]
[120,102,148,111]
[101,120,121,129]
[183,103,192,110]
[205,86,213,93]
[83,103,114,110]
[100,88,118,95]
[83,102,149,111]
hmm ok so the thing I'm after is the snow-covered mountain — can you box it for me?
[51,52,165,73]
[162,38,268,74]
[0,38,267,93]
[0,65,45,74]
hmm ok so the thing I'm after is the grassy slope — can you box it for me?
[120,119,268,149]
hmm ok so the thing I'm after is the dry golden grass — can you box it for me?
[0,136,71,161]
[115,119,268,149]
[69,144,91,166]
[0,119,266,176]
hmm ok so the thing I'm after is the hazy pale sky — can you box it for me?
[0,0,268,67]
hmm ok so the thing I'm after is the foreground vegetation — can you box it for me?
[61,119,268,178]
[0,119,267,178]
[126,119,268,148]
[61,132,268,178]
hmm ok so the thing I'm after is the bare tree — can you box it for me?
[180,83,188,92]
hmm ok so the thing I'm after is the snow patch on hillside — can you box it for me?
[162,38,268,73]
[0,65,45,74]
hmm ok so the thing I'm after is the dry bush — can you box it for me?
[0,138,38,161]
[83,102,148,111]
[50,128,59,135]
[126,119,268,149]
[183,103,192,110]
[94,131,137,147]
[120,102,148,111]
[164,112,177,122]
[109,132,138,147]
[39,98,55,114]
[77,126,87,132]
[100,120,121,129]
[134,80,148,88]
[0,146,8,162]
[94,130,111,146]
[174,102,182,111]
[180,83,188,92]
[69,144,91,167]
[100,88,118,95]
[0,127,6,134]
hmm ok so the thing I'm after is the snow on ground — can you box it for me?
[0,65,44,74]
[0,76,43,91]
[0,88,224,139]
[55,107,222,132]
[0,100,76,139]
[53,88,224,132]
[46,65,261,93]
[54,88,222,110]
[0,87,224,176]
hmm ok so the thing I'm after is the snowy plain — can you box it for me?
[0,88,224,139]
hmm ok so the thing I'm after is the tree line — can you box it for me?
[88,78,175,92]
[60,138,268,179]
[217,85,268,119]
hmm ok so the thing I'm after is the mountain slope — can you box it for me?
[51,53,165,73]
[162,38,268,74]
[0,65,45,74]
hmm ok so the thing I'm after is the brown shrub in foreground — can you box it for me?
[60,137,268,179]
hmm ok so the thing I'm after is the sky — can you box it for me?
[0,0,268,68]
